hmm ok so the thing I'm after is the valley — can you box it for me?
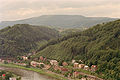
[0,19,119,80]
[1,0,120,80]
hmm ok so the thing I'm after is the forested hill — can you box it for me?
[0,24,59,57]
[35,20,120,79]
[0,15,117,29]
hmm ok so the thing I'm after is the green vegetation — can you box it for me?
[60,28,83,36]
[0,24,59,57]
[34,20,120,79]
[0,70,21,80]
[0,63,68,80]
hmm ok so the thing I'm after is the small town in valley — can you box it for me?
[0,51,101,80]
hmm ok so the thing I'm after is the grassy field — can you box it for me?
[0,63,68,80]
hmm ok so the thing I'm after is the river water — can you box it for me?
[0,67,55,80]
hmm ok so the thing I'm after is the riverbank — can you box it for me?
[0,70,21,80]
[0,63,69,80]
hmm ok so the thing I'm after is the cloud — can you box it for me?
[0,0,120,21]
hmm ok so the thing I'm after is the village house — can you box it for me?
[7,60,12,63]
[68,73,72,78]
[0,58,13,64]
[28,53,32,56]
[33,58,38,61]
[74,63,79,68]
[62,62,68,66]
[50,60,58,66]
[6,60,12,63]
[79,60,83,63]
[22,56,28,60]
[44,64,51,70]
[37,63,45,68]
[72,60,76,64]
[79,64,85,69]
[40,56,44,61]
[0,59,5,63]
[31,61,44,67]
[32,51,36,55]
[81,78,87,80]
[9,77,16,80]
[54,66,61,71]
[0,59,2,62]
[53,66,68,74]
[60,67,69,74]
[84,65,89,71]
[43,57,47,61]
[31,61,38,67]
[73,71,80,78]
[91,65,97,72]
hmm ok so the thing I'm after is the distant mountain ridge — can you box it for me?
[0,15,117,29]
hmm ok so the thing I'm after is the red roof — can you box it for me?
[61,68,68,71]
[2,74,5,77]
[92,65,97,68]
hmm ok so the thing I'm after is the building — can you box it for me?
[60,67,69,74]
[43,57,47,61]
[31,61,38,67]
[6,60,12,63]
[84,65,89,71]
[91,65,97,71]
[40,56,44,61]
[50,60,58,66]
[54,66,61,71]
[44,65,51,70]
[28,53,32,56]
[73,71,80,78]
[0,59,2,62]
[62,62,68,66]
[9,77,16,80]
[31,61,44,67]
[72,60,76,64]
[79,60,83,63]
[22,56,28,60]
[0,59,5,63]
[74,63,79,68]
[79,64,85,69]
[31,51,36,55]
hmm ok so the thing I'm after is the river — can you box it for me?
[0,67,55,80]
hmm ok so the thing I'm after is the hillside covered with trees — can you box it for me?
[34,20,120,79]
[0,24,59,57]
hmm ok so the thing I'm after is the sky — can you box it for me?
[0,0,120,21]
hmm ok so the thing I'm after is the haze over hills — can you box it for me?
[0,15,117,29]
[34,20,120,79]
[0,24,59,57]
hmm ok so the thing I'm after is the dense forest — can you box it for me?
[60,28,83,36]
[0,24,59,57]
[34,20,120,79]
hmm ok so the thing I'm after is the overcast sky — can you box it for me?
[0,0,120,21]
